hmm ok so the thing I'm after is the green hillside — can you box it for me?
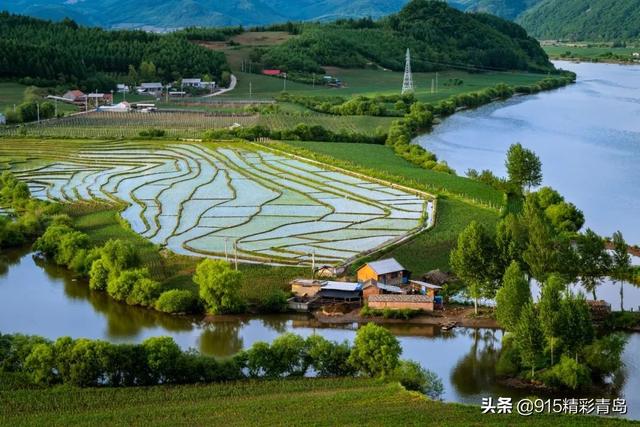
[449,0,540,20]
[254,0,553,75]
[517,0,640,41]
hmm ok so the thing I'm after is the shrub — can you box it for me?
[195,259,245,314]
[258,289,289,313]
[391,360,443,399]
[155,289,200,314]
[305,335,354,377]
[89,259,109,291]
[107,269,149,302]
[127,277,162,307]
[542,355,591,390]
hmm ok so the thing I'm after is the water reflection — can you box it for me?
[0,248,638,419]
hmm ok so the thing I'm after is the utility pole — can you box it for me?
[225,238,229,261]
[249,81,252,98]
[54,99,58,117]
[436,72,439,94]
[234,242,238,271]
[283,73,287,91]
[312,73,316,89]
[311,250,315,277]
[36,103,40,123]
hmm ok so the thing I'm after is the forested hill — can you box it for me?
[255,0,553,75]
[0,13,228,89]
[517,0,640,41]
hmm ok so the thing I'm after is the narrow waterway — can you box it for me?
[0,249,638,419]
[416,61,640,244]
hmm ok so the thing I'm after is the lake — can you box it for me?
[416,61,640,244]
[0,249,638,419]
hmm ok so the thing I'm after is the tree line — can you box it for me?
[0,12,229,89]
[449,144,634,389]
[0,323,442,399]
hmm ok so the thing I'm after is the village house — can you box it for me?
[63,90,87,104]
[138,82,163,94]
[362,279,404,299]
[181,78,216,90]
[117,84,130,93]
[97,101,131,113]
[0,113,5,125]
[87,93,113,107]
[357,258,410,286]
[261,69,282,77]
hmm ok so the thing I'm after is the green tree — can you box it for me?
[139,61,157,81]
[495,261,531,331]
[194,259,244,314]
[99,239,139,273]
[513,303,544,378]
[611,231,631,311]
[142,336,182,384]
[24,343,57,385]
[89,258,109,291]
[559,293,594,361]
[127,276,161,307]
[495,213,528,273]
[107,269,149,302]
[538,274,566,365]
[576,229,611,300]
[449,221,497,314]
[505,143,542,192]
[348,323,401,377]
[305,335,354,377]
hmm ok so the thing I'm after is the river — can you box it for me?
[0,249,639,419]
[416,61,640,244]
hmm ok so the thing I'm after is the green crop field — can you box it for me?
[0,378,632,426]
[282,141,504,208]
[222,68,549,102]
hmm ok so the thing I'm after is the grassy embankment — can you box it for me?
[0,82,27,111]
[278,141,501,274]
[1,378,634,426]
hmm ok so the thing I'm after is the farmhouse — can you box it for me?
[357,258,410,286]
[367,294,435,312]
[117,84,130,93]
[0,113,5,125]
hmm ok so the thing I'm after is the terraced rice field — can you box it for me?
[0,140,433,265]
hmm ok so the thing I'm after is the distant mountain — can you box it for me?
[448,0,541,20]
[1,0,409,30]
[516,0,640,41]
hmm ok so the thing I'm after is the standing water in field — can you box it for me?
[416,61,640,244]
[0,248,639,420]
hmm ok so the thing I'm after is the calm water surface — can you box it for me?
[416,61,640,244]
[0,249,638,419]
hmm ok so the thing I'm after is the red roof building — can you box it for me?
[262,69,282,76]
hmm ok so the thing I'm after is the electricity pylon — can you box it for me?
[401,48,414,95]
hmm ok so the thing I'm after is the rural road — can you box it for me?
[203,74,237,97]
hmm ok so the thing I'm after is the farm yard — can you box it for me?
[0,139,433,265]
[0,110,393,139]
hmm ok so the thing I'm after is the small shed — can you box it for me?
[409,280,442,299]
[290,279,323,298]
[357,258,410,286]
[422,269,454,287]
[367,294,434,312]
[63,90,86,103]
[262,69,282,76]
[318,281,362,302]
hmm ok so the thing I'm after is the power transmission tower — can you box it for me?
[401,48,414,95]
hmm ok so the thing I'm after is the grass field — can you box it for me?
[0,378,633,426]
[544,44,640,63]
[0,82,26,111]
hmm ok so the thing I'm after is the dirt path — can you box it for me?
[202,74,237,98]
